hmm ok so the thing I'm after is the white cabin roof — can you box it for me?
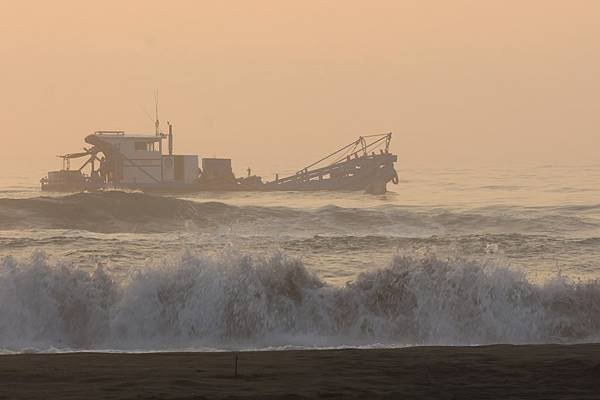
[93,131,162,142]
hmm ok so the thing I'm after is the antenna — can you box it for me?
[154,90,160,136]
[139,105,154,125]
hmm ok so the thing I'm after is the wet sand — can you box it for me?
[1,344,600,399]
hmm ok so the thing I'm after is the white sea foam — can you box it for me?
[0,250,599,353]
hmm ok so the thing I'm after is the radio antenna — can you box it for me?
[139,105,154,124]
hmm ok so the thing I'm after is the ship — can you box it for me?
[41,123,399,195]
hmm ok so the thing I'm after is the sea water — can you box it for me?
[0,165,599,351]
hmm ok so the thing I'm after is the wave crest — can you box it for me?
[1,251,599,352]
[1,191,598,236]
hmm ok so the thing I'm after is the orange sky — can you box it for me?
[1,1,599,176]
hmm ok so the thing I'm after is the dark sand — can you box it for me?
[1,344,600,399]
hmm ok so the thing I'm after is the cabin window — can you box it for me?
[134,142,147,151]
[134,142,156,151]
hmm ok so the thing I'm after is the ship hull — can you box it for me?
[101,173,396,194]
[40,171,397,194]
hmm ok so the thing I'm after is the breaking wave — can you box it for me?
[0,191,598,236]
[1,251,599,352]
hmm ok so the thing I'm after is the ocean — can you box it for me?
[1,165,599,352]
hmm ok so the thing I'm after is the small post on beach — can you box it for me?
[234,352,238,377]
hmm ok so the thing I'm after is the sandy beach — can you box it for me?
[1,344,599,399]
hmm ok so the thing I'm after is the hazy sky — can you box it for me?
[1,1,599,176]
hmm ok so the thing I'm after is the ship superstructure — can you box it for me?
[84,127,198,191]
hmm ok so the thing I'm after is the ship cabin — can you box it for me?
[84,129,199,189]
